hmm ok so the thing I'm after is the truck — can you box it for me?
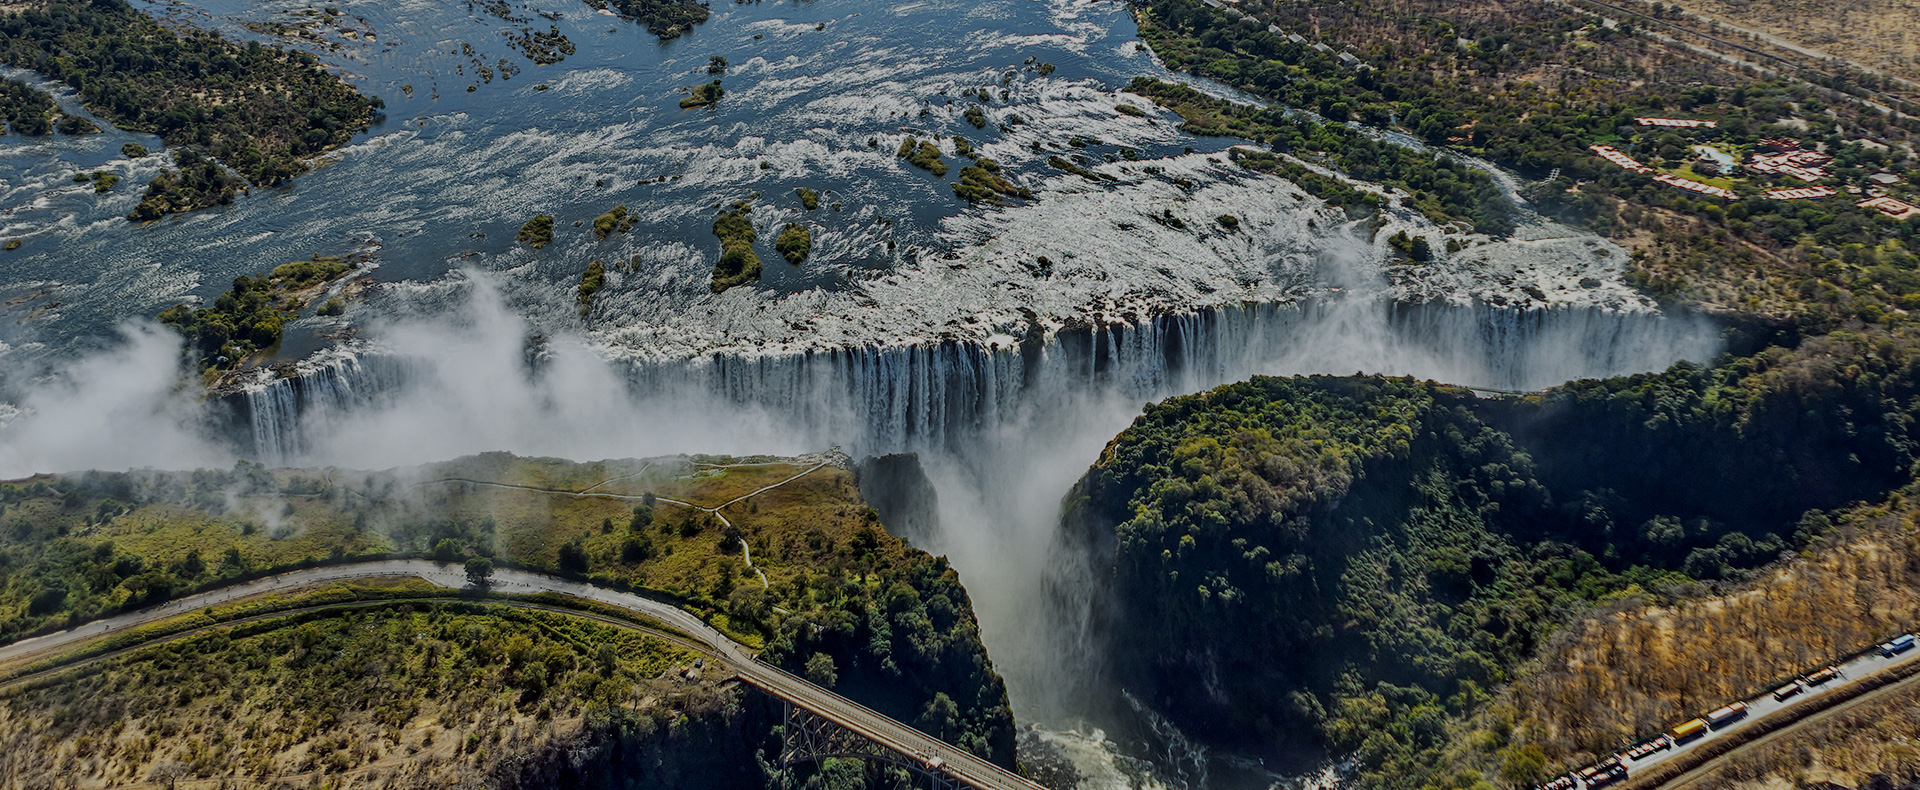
[1671,717,1709,743]
[1706,701,1749,730]
[1880,633,1916,657]
[1582,760,1628,789]
[1806,667,1839,686]
[1772,680,1804,701]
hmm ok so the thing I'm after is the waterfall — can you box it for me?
[223,298,1723,465]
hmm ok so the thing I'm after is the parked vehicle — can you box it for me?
[1536,774,1577,790]
[1806,667,1839,686]
[1706,701,1749,729]
[1671,717,1709,743]
[1624,735,1672,760]
[1583,761,1628,789]
[1773,680,1804,701]
[1880,633,1916,657]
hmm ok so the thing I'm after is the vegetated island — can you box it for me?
[897,137,950,177]
[774,223,812,265]
[581,0,711,40]
[1067,327,1920,789]
[0,77,96,136]
[518,214,555,249]
[593,205,640,240]
[709,201,760,292]
[577,259,606,316]
[156,255,362,374]
[0,0,379,221]
[679,80,724,109]
[0,452,1012,786]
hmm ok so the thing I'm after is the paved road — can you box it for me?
[0,560,1046,790]
[1582,637,1920,786]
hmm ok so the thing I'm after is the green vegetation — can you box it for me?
[577,260,607,316]
[0,0,376,218]
[796,187,820,211]
[709,202,761,293]
[679,80,724,109]
[707,54,728,75]
[897,137,950,177]
[592,205,639,240]
[581,0,711,39]
[964,105,987,129]
[1073,330,1920,788]
[127,150,243,222]
[155,256,355,370]
[73,171,119,194]
[120,142,147,159]
[1232,149,1380,216]
[1132,0,1920,319]
[1048,154,1117,182]
[0,77,56,135]
[953,159,1031,205]
[1115,103,1148,118]
[518,214,555,249]
[774,223,812,265]
[0,598,772,786]
[55,113,97,134]
[1130,78,1513,233]
[0,453,1017,774]
[1388,230,1433,261]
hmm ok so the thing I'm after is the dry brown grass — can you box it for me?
[1655,0,1920,86]
[1500,509,1920,771]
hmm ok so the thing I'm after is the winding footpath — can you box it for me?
[0,560,1045,790]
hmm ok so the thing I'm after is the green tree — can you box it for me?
[805,653,838,687]
[465,556,495,587]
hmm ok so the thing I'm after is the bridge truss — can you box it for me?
[779,701,962,790]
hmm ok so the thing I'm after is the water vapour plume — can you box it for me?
[0,322,231,478]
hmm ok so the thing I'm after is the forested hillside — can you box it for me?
[1068,328,1920,789]
[0,453,1013,786]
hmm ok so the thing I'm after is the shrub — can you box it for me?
[774,223,812,265]
[517,215,555,249]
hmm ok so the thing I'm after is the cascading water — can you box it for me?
[227,297,1721,463]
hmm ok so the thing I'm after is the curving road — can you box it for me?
[0,560,1046,790]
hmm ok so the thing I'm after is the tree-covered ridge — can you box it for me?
[1132,0,1920,325]
[0,453,1016,770]
[1073,333,1920,789]
[0,0,376,218]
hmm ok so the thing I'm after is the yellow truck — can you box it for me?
[1671,717,1709,743]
